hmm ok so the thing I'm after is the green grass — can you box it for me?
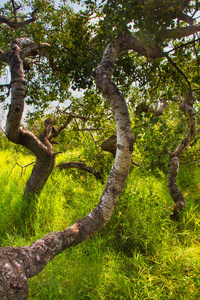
[1,150,200,299]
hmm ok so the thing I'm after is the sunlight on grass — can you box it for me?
[1,150,200,299]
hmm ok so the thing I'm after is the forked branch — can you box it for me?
[0,7,39,29]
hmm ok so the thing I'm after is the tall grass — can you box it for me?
[1,150,200,299]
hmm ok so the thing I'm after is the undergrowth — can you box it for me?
[0,150,200,299]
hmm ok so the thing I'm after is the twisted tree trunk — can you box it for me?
[3,39,75,198]
[4,38,55,197]
[168,91,196,219]
[0,34,135,299]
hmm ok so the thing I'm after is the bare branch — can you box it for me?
[165,53,191,90]
[11,0,20,23]
[165,37,200,54]
[10,156,35,177]
[39,119,54,152]
[11,37,35,48]
[88,129,100,147]
[50,115,73,140]
[101,134,117,156]
[64,112,90,121]
[0,7,39,29]
[76,128,102,132]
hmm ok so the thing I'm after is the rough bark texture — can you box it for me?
[155,99,168,117]
[168,91,196,219]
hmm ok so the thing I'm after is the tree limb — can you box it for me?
[164,24,200,40]
[165,53,191,90]
[50,115,73,140]
[0,7,39,29]
[22,43,50,57]
[10,156,35,177]
[178,12,196,25]
[165,37,200,54]
[57,161,103,180]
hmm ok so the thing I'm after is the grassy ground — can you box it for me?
[1,149,200,299]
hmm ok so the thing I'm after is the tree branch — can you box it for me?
[0,32,135,299]
[0,7,39,29]
[76,127,102,132]
[165,37,200,54]
[165,53,191,90]
[23,42,50,57]
[164,24,200,40]
[11,156,35,177]
[178,12,196,25]
[57,162,103,180]
[50,115,73,140]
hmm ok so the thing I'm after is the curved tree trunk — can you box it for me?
[0,35,136,299]
[5,38,56,198]
[168,91,196,219]
[4,39,75,198]
[0,33,173,300]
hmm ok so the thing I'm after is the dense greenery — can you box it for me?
[1,148,200,299]
[0,0,199,172]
